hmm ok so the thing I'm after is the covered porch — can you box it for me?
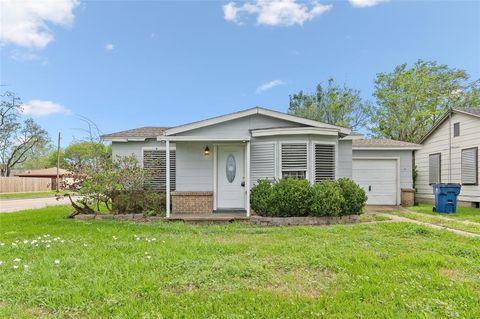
[161,136,251,218]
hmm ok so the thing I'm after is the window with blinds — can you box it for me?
[143,149,176,191]
[461,147,478,185]
[315,144,335,182]
[251,143,275,185]
[429,153,441,185]
[281,143,307,179]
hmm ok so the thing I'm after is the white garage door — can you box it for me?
[352,159,397,205]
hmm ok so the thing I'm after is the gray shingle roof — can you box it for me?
[352,139,421,149]
[101,127,168,139]
[455,108,480,116]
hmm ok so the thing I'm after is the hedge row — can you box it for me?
[250,178,367,217]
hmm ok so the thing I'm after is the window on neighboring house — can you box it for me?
[461,147,478,185]
[281,143,307,179]
[143,149,176,191]
[454,122,460,137]
[314,144,335,182]
[429,153,441,185]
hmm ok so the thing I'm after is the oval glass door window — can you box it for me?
[226,154,236,183]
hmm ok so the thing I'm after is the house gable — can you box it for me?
[415,111,480,204]
[164,107,351,137]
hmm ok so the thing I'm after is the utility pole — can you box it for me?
[56,132,61,192]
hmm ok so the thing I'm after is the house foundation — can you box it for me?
[171,191,214,214]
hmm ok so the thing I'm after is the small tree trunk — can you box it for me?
[65,194,95,218]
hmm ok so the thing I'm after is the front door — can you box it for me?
[217,145,245,209]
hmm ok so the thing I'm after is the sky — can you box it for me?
[1,0,479,146]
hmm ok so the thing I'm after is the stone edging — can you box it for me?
[74,214,163,222]
[250,215,360,226]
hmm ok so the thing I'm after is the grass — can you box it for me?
[1,206,480,318]
[410,204,480,223]
[0,191,64,200]
[392,210,480,235]
[389,204,480,236]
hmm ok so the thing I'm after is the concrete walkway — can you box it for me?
[376,212,480,238]
[0,196,75,213]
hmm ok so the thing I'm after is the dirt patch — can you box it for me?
[439,268,465,281]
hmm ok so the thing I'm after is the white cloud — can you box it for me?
[10,50,48,64]
[0,0,79,49]
[256,79,287,93]
[223,0,332,27]
[104,43,115,51]
[20,100,71,117]
[349,0,387,8]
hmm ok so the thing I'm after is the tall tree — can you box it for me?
[370,60,479,143]
[0,92,50,176]
[288,78,371,130]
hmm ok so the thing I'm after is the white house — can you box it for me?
[102,107,419,216]
[415,108,480,207]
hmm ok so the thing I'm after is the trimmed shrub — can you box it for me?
[337,178,367,215]
[250,177,367,217]
[270,178,312,217]
[310,181,344,216]
[250,179,274,216]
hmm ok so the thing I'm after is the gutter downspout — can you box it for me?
[448,109,452,183]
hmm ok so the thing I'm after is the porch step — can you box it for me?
[167,213,249,224]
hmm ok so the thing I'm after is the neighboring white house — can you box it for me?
[102,107,419,216]
[415,108,480,207]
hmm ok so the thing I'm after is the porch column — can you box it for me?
[166,140,171,218]
[246,140,251,217]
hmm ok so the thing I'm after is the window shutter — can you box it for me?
[281,143,307,171]
[143,150,176,191]
[315,144,335,182]
[461,148,478,185]
[429,153,441,185]
[251,143,275,185]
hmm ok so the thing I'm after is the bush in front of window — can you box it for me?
[250,178,366,217]
[337,178,368,215]
[270,178,312,217]
[250,179,274,216]
[310,181,344,217]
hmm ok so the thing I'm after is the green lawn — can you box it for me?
[0,191,62,200]
[1,206,480,318]
[410,204,480,223]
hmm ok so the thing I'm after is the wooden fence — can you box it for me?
[0,177,52,193]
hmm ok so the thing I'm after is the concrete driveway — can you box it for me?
[0,196,75,213]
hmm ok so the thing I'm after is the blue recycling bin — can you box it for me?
[432,184,461,214]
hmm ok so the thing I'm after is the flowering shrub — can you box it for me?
[250,178,366,217]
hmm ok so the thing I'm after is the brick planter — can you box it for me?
[401,188,415,207]
[250,215,360,226]
[171,191,213,214]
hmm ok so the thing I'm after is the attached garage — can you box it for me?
[351,139,422,206]
[353,158,398,205]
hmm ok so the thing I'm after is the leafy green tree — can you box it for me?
[0,92,50,176]
[370,60,479,142]
[288,78,371,130]
[61,141,111,170]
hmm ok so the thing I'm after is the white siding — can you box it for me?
[352,149,413,189]
[175,142,214,191]
[112,140,169,161]
[415,112,480,203]
[177,114,304,138]
[338,140,352,178]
